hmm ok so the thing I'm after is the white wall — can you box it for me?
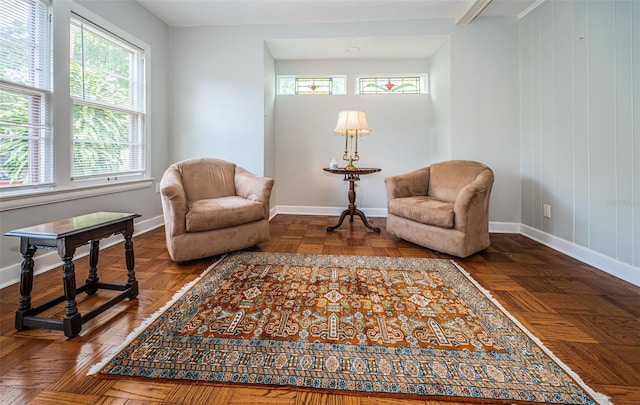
[520,0,640,273]
[450,17,521,223]
[0,0,171,284]
[170,25,267,176]
[263,45,277,210]
[170,18,521,222]
[429,39,452,163]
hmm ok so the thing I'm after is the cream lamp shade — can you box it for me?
[333,110,371,135]
[332,110,372,170]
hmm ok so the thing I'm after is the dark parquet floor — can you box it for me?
[1,214,638,404]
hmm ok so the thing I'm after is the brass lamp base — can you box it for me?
[344,157,357,171]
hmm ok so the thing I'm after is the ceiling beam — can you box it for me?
[456,0,493,25]
[518,0,547,19]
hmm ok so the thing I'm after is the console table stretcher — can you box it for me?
[5,212,141,338]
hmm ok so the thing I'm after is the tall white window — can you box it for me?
[0,0,52,189]
[70,15,145,180]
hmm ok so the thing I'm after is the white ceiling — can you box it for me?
[136,0,538,60]
[264,35,450,60]
[136,0,537,27]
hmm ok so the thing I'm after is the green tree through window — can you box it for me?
[70,16,145,179]
[0,0,52,188]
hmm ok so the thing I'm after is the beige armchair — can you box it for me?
[160,158,274,262]
[384,160,494,258]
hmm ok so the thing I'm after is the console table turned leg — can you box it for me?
[61,253,82,338]
[124,233,139,298]
[85,240,100,295]
[15,244,37,331]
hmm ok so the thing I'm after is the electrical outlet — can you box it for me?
[543,204,551,218]
[155,182,161,193]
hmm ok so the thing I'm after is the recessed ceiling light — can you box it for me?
[346,46,360,54]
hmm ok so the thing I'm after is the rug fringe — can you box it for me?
[449,260,613,405]
[87,254,228,376]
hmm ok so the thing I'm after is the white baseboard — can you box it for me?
[520,224,640,287]
[275,205,387,217]
[0,215,164,289]
[489,221,521,233]
[276,206,520,233]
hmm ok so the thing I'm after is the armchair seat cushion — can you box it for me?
[186,196,265,232]
[388,196,454,228]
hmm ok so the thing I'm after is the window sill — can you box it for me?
[0,178,154,212]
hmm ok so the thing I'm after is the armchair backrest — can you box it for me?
[173,158,236,201]
[428,160,492,202]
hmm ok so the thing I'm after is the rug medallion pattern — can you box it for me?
[94,252,601,404]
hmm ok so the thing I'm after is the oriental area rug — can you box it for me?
[90,252,609,404]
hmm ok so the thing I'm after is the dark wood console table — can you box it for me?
[323,167,381,232]
[5,212,141,338]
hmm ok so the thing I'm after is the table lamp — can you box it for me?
[333,110,371,171]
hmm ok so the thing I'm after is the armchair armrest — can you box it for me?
[235,167,275,219]
[160,166,188,236]
[453,169,494,232]
[384,167,430,201]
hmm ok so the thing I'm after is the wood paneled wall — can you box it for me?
[519,0,640,268]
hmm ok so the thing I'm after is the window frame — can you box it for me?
[0,0,152,209]
[0,0,54,191]
[69,13,147,182]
